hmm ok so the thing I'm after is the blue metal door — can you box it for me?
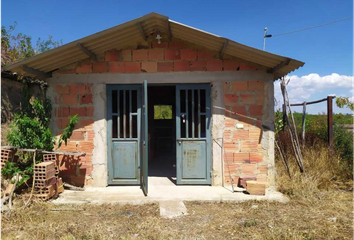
[107,85,141,185]
[141,80,148,195]
[176,84,211,185]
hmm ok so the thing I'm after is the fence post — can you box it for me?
[302,102,306,145]
[327,96,334,153]
[282,103,286,131]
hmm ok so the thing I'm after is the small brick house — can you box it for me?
[3,13,304,194]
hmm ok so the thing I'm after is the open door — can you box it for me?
[176,84,211,185]
[107,85,141,185]
[141,80,148,195]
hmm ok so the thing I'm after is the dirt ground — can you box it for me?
[1,190,352,240]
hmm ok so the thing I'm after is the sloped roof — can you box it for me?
[3,12,304,79]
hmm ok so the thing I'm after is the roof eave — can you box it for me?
[3,12,305,79]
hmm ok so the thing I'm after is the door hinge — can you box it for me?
[210,171,212,177]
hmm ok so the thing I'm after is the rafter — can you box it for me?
[166,20,172,40]
[137,22,147,41]
[21,65,52,79]
[267,58,291,74]
[76,43,97,60]
[219,40,229,59]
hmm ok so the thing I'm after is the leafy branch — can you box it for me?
[1,22,62,67]
[57,115,79,149]
[336,96,354,111]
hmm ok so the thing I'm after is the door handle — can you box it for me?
[181,114,186,123]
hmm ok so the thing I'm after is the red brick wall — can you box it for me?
[53,83,94,187]
[223,81,267,185]
[53,39,266,187]
[53,40,261,75]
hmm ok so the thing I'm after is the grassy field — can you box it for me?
[2,114,353,239]
[1,191,352,240]
[2,144,353,240]
[291,112,353,129]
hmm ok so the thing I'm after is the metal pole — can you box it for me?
[327,96,334,153]
[263,27,268,51]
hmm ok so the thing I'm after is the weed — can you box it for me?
[244,219,257,227]
[276,142,352,201]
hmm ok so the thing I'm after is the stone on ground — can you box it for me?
[159,201,187,218]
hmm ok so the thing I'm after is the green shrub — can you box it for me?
[3,92,78,186]
[7,114,54,151]
[277,110,353,179]
[334,124,353,176]
[302,118,353,177]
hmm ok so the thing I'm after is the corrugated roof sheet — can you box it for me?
[3,12,304,79]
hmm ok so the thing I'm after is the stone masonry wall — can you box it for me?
[223,81,267,185]
[1,77,46,146]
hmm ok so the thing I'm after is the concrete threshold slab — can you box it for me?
[52,186,289,205]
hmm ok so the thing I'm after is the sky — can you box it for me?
[1,0,353,114]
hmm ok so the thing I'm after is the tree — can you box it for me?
[1,23,71,189]
[1,22,62,67]
[336,96,354,111]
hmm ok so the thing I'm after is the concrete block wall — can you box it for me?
[223,81,268,185]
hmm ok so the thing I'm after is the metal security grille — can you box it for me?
[176,84,211,185]
[107,85,141,185]
[179,89,207,139]
[111,89,138,140]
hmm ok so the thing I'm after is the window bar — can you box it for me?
[123,90,126,139]
[185,90,189,139]
[117,90,120,139]
[129,90,132,139]
[192,90,195,139]
[198,89,201,138]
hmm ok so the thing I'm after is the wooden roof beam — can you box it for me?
[267,58,291,74]
[77,43,97,60]
[137,22,147,41]
[166,20,172,40]
[21,65,52,79]
[219,40,229,59]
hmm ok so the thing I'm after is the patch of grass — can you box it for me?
[1,196,352,240]
[2,130,353,239]
[244,219,257,227]
[282,112,353,176]
[276,142,352,201]
[2,143,353,239]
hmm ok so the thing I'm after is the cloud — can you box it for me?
[287,73,353,89]
[288,87,311,101]
[274,73,354,107]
